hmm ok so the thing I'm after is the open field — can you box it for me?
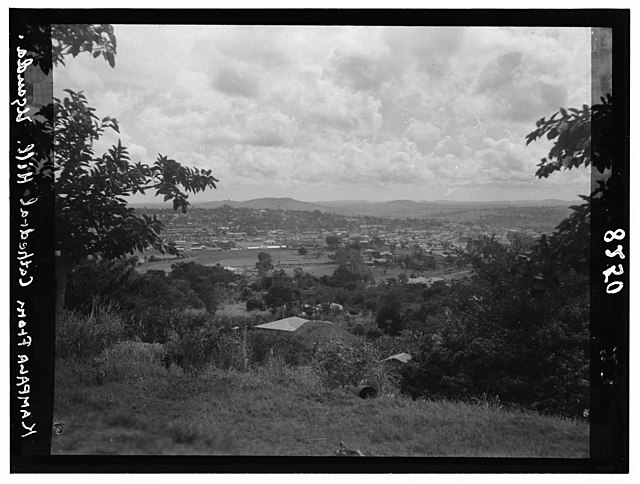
[137,248,334,277]
[136,248,470,282]
[52,358,589,457]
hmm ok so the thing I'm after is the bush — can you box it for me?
[399,292,590,416]
[246,330,312,366]
[56,302,125,359]
[95,341,165,383]
[162,313,221,373]
[313,341,379,389]
[366,328,383,340]
[246,297,266,311]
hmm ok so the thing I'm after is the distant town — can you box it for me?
[134,199,572,280]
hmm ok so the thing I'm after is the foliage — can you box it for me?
[210,333,247,371]
[246,331,313,366]
[66,259,244,342]
[325,235,341,250]
[24,24,116,76]
[56,302,125,359]
[366,327,383,340]
[264,270,299,309]
[255,251,274,277]
[170,262,238,313]
[52,24,118,69]
[313,340,380,389]
[246,296,266,311]
[400,243,590,416]
[525,95,613,275]
[163,314,220,374]
[65,256,138,311]
[525,95,612,178]
[94,341,166,383]
[51,25,218,319]
[55,90,218,265]
[116,270,205,342]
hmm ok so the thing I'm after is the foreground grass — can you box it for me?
[52,357,588,456]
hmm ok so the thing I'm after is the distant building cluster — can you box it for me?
[139,206,546,263]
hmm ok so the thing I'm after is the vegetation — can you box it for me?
[525,94,613,275]
[51,24,218,321]
[52,326,588,456]
[50,24,595,456]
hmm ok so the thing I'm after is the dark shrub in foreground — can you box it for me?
[400,292,589,417]
[247,330,313,366]
[56,304,125,359]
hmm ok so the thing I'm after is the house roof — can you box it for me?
[254,316,310,332]
[382,352,412,364]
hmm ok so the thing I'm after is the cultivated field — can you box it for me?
[136,248,470,282]
[136,248,336,278]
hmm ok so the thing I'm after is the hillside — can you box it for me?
[52,357,589,457]
[133,197,576,224]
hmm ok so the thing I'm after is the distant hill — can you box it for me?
[132,197,578,219]
[237,197,321,211]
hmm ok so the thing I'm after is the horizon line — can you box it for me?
[129,196,581,205]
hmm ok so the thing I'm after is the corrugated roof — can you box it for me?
[254,316,310,332]
[382,352,412,364]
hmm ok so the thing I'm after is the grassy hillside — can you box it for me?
[52,353,588,457]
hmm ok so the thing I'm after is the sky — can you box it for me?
[53,25,593,203]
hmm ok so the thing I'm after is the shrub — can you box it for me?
[350,323,366,337]
[95,340,165,383]
[207,332,246,371]
[246,330,312,366]
[399,293,590,417]
[162,314,221,373]
[313,340,380,389]
[366,328,383,340]
[246,297,266,311]
[56,301,125,359]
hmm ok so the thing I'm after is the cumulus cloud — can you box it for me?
[213,65,260,98]
[53,25,592,201]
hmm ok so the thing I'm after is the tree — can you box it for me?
[264,270,298,309]
[169,262,238,313]
[23,24,117,76]
[298,246,308,256]
[52,28,218,320]
[51,24,118,69]
[525,95,613,275]
[325,235,341,250]
[256,251,274,277]
[65,256,138,311]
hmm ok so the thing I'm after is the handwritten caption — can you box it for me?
[599,228,627,388]
[602,228,625,294]
[13,34,37,438]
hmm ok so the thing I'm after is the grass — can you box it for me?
[137,247,471,282]
[52,351,589,457]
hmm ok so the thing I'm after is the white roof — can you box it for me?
[382,352,412,364]
[254,316,310,332]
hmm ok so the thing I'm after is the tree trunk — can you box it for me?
[55,255,69,323]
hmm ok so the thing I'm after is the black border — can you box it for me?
[9,8,630,473]
[9,14,56,462]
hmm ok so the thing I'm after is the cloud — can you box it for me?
[53,25,592,201]
[212,65,260,98]
[404,120,442,154]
